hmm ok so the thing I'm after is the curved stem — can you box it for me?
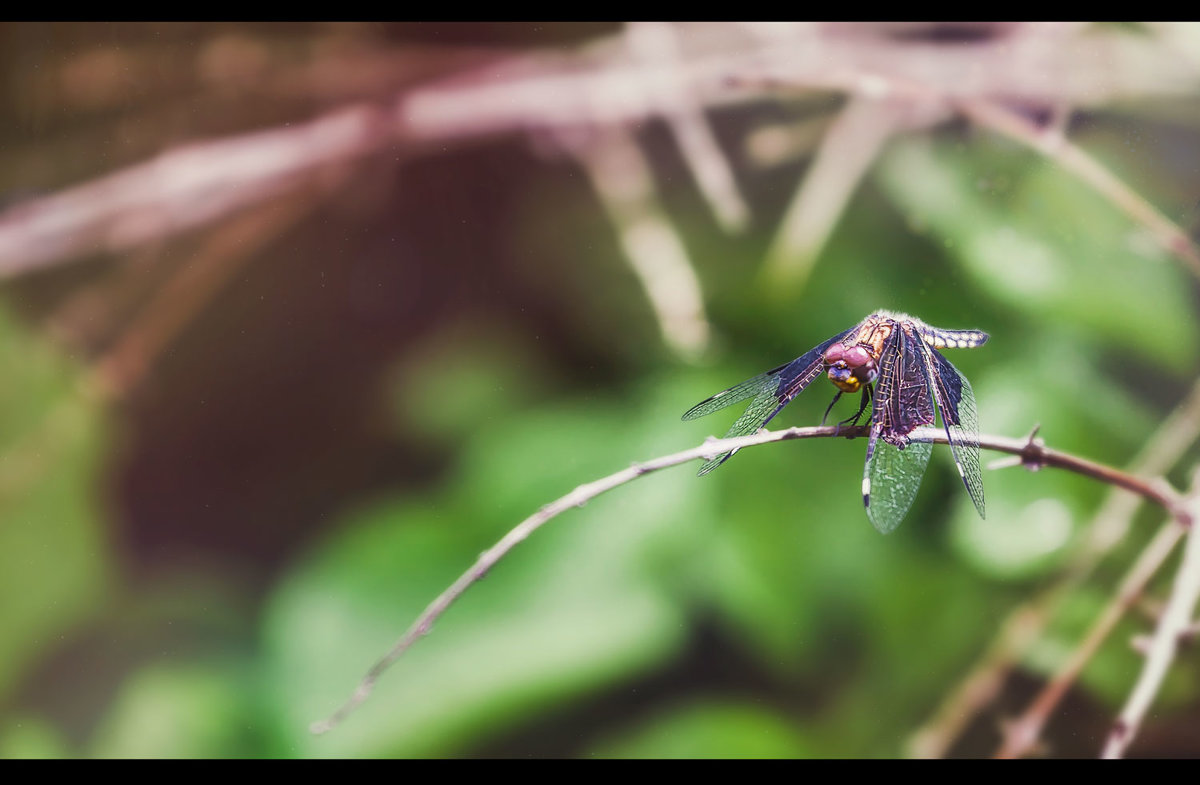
[311,423,1187,735]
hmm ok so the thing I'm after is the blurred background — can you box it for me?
[0,21,1199,758]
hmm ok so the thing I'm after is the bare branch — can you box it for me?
[311,423,1186,735]
[760,93,926,291]
[0,105,391,279]
[952,98,1200,280]
[90,180,343,399]
[624,22,750,232]
[1102,472,1200,758]
[567,129,711,360]
[909,380,1200,758]
[1,24,1196,283]
[995,520,1187,758]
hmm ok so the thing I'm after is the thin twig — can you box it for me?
[0,105,391,279]
[995,520,1186,758]
[760,93,921,291]
[91,175,345,399]
[3,24,1197,283]
[908,380,1200,758]
[625,22,750,232]
[567,129,711,360]
[311,423,1185,735]
[952,98,1200,280]
[1102,472,1200,758]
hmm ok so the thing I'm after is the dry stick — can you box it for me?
[569,130,711,360]
[1102,474,1200,758]
[908,586,1063,758]
[910,381,1200,758]
[91,180,343,400]
[995,520,1187,758]
[743,67,1200,284]
[310,424,1185,735]
[624,22,749,232]
[0,105,391,280]
[991,387,1200,759]
[953,98,1200,281]
[3,25,1194,285]
[760,92,920,290]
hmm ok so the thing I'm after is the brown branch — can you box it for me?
[909,380,1200,758]
[311,422,1186,735]
[760,93,923,291]
[565,129,711,360]
[623,22,750,232]
[995,520,1186,758]
[0,104,392,279]
[2,24,1197,283]
[91,173,347,399]
[1102,472,1200,758]
[952,98,1200,280]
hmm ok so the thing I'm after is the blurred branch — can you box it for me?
[760,93,936,291]
[1101,471,1200,758]
[910,380,1200,758]
[311,422,1187,735]
[995,519,1186,759]
[90,172,350,399]
[0,105,391,279]
[567,129,710,359]
[952,98,1200,280]
[2,23,1197,283]
[624,22,749,232]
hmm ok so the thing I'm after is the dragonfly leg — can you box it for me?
[820,391,843,427]
[838,385,873,429]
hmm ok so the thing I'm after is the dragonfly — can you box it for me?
[682,311,987,534]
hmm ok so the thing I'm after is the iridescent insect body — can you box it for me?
[682,311,987,533]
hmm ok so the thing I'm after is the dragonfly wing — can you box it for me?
[925,345,985,519]
[681,363,790,421]
[685,328,854,476]
[863,432,932,534]
[863,324,935,533]
[695,382,788,476]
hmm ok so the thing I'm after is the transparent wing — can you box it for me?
[695,382,789,476]
[862,325,934,534]
[926,346,985,519]
[681,364,789,422]
[864,436,932,535]
[684,328,854,476]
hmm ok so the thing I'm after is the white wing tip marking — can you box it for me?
[861,476,871,502]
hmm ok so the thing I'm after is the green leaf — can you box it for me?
[0,307,111,702]
[590,700,814,758]
[88,663,255,758]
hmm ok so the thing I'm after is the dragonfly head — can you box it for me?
[824,342,878,393]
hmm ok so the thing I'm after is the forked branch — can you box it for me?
[311,423,1186,735]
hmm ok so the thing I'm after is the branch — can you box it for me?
[310,422,1186,735]
[760,92,922,291]
[564,129,711,360]
[909,380,1200,758]
[951,98,1200,280]
[3,23,1197,283]
[0,105,391,279]
[995,519,1186,758]
[1102,471,1200,758]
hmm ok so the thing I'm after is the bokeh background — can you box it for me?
[1,21,1199,758]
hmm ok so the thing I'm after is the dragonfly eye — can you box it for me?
[844,346,873,368]
[824,343,847,363]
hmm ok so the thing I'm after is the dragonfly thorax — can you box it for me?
[823,342,878,393]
